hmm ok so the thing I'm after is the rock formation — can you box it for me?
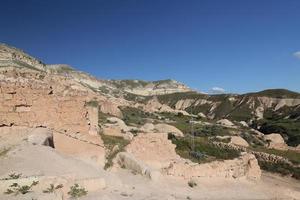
[264,133,288,150]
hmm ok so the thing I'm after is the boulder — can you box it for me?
[239,121,248,127]
[106,117,129,132]
[154,123,183,137]
[27,128,54,148]
[140,123,155,133]
[264,133,288,150]
[197,112,206,118]
[115,152,150,176]
[102,117,130,138]
[115,152,162,181]
[216,119,235,127]
[230,136,249,147]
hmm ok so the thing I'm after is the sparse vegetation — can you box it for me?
[98,86,110,94]
[159,112,234,137]
[170,135,240,163]
[212,136,231,143]
[123,92,149,103]
[100,134,130,169]
[252,118,300,147]
[4,181,39,195]
[240,131,266,147]
[98,111,113,124]
[121,106,155,126]
[0,148,10,158]
[2,173,22,180]
[156,92,207,107]
[68,183,88,198]
[247,89,300,99]
[43,184,63,193]
[85,100,98,107]
[257,160,300,180]
[111,79,149,89]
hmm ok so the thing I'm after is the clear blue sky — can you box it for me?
[1,0,300,93]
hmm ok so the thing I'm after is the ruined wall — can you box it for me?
[0,71,98,135]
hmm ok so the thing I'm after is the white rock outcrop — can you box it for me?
[115,152,150,176]
[140,123,155,133]
[216,119,235,127]
[230,136,249,147]
[239,121,249,127]
[154,124,184,137]
[264,133,288,150]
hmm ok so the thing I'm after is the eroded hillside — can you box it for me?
[1,43,300,200]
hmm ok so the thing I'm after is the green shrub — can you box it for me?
[2,173,22,180]
[68,184,88,198]
[43,184,63,193]
[120,106,155,126]
[4,181,39,195]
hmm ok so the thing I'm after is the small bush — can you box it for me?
[0,148,10,157]
[2,173,22,180]
[43,184,63,193]
[188,180,197,188]
[68,184,88,198]
[4,181,39,195]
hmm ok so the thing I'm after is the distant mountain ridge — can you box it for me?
[0,43,193,96]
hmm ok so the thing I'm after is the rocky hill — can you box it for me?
[0,44,193,97]
[151,90,300,146]
[0,43,46,71]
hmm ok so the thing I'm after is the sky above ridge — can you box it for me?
[1,0,300,94]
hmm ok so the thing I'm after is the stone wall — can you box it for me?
[0,71,98,135]
[164,153,261,180]
[125,133,261,180]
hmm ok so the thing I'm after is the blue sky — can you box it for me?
[1,0,300,93]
